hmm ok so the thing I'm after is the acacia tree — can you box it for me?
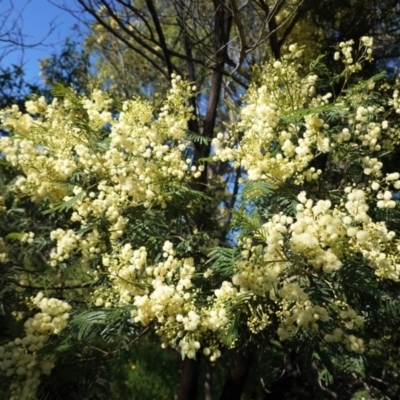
[61,2,400,398]
[2,35,400,399]
[3,0,400,398]
[56,3,312,395]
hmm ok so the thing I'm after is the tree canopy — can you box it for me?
[2,1,400,399]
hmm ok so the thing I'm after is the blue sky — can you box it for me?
[0,0,85,84]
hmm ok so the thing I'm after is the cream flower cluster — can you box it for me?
[324,304,365,353]
[347,220,400,281]
[61,78,196,244]
[291,189,400,281]
[0,293,71,400]
[332,107,398,158]
[334,37,373,73]
[103,241,236,361]
[49,227,103,267]
[104,214,376,360]
[213,37,396,187]
[391,86,400,114]
[0,91,112,203]
[232,214,291,296]
[277,283,330,340]
[49,228,79,266]
[213,48,320,185]
[0,77,199,272]
[370,172,400,210]
[227,185,400,347]
[290,195,345,273]
[99,184,400,359]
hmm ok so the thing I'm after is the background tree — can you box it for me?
[0,0,62,109]
[39,38,92,93]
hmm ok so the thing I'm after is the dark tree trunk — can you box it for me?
[200,0,233,159]
[178,358,200,400]
[219,352,252,400]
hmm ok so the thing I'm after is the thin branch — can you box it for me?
[75,0,171,77]
[89,327,150,357]
[145,0,174,76]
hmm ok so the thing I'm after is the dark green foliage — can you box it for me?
[0,65,42,110]
[40,39,91,93]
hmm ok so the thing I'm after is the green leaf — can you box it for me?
[71,309,112,341]
[186,131,211,145]
[5,232,24,241]
[50,82,71,98]
[225,311,240,347]
[207,247,241,277]
[241,180,275,201]
[231,210,262,235]
[42,190,85,215]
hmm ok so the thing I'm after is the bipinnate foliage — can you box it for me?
[2,37,400,399]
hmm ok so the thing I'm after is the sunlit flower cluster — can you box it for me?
[277,283,330,339]
[227,184,400,346]
[100,178,399,357]
[212,37,393,187]
[334,38,373,73]
[101,241,237,360]
[213,47,321,185]
[0,77,199,277]
[232,214,291,295]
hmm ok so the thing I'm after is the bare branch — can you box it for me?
[145,0,174,76]
[0,0,60,65]
[75,0,172,77]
